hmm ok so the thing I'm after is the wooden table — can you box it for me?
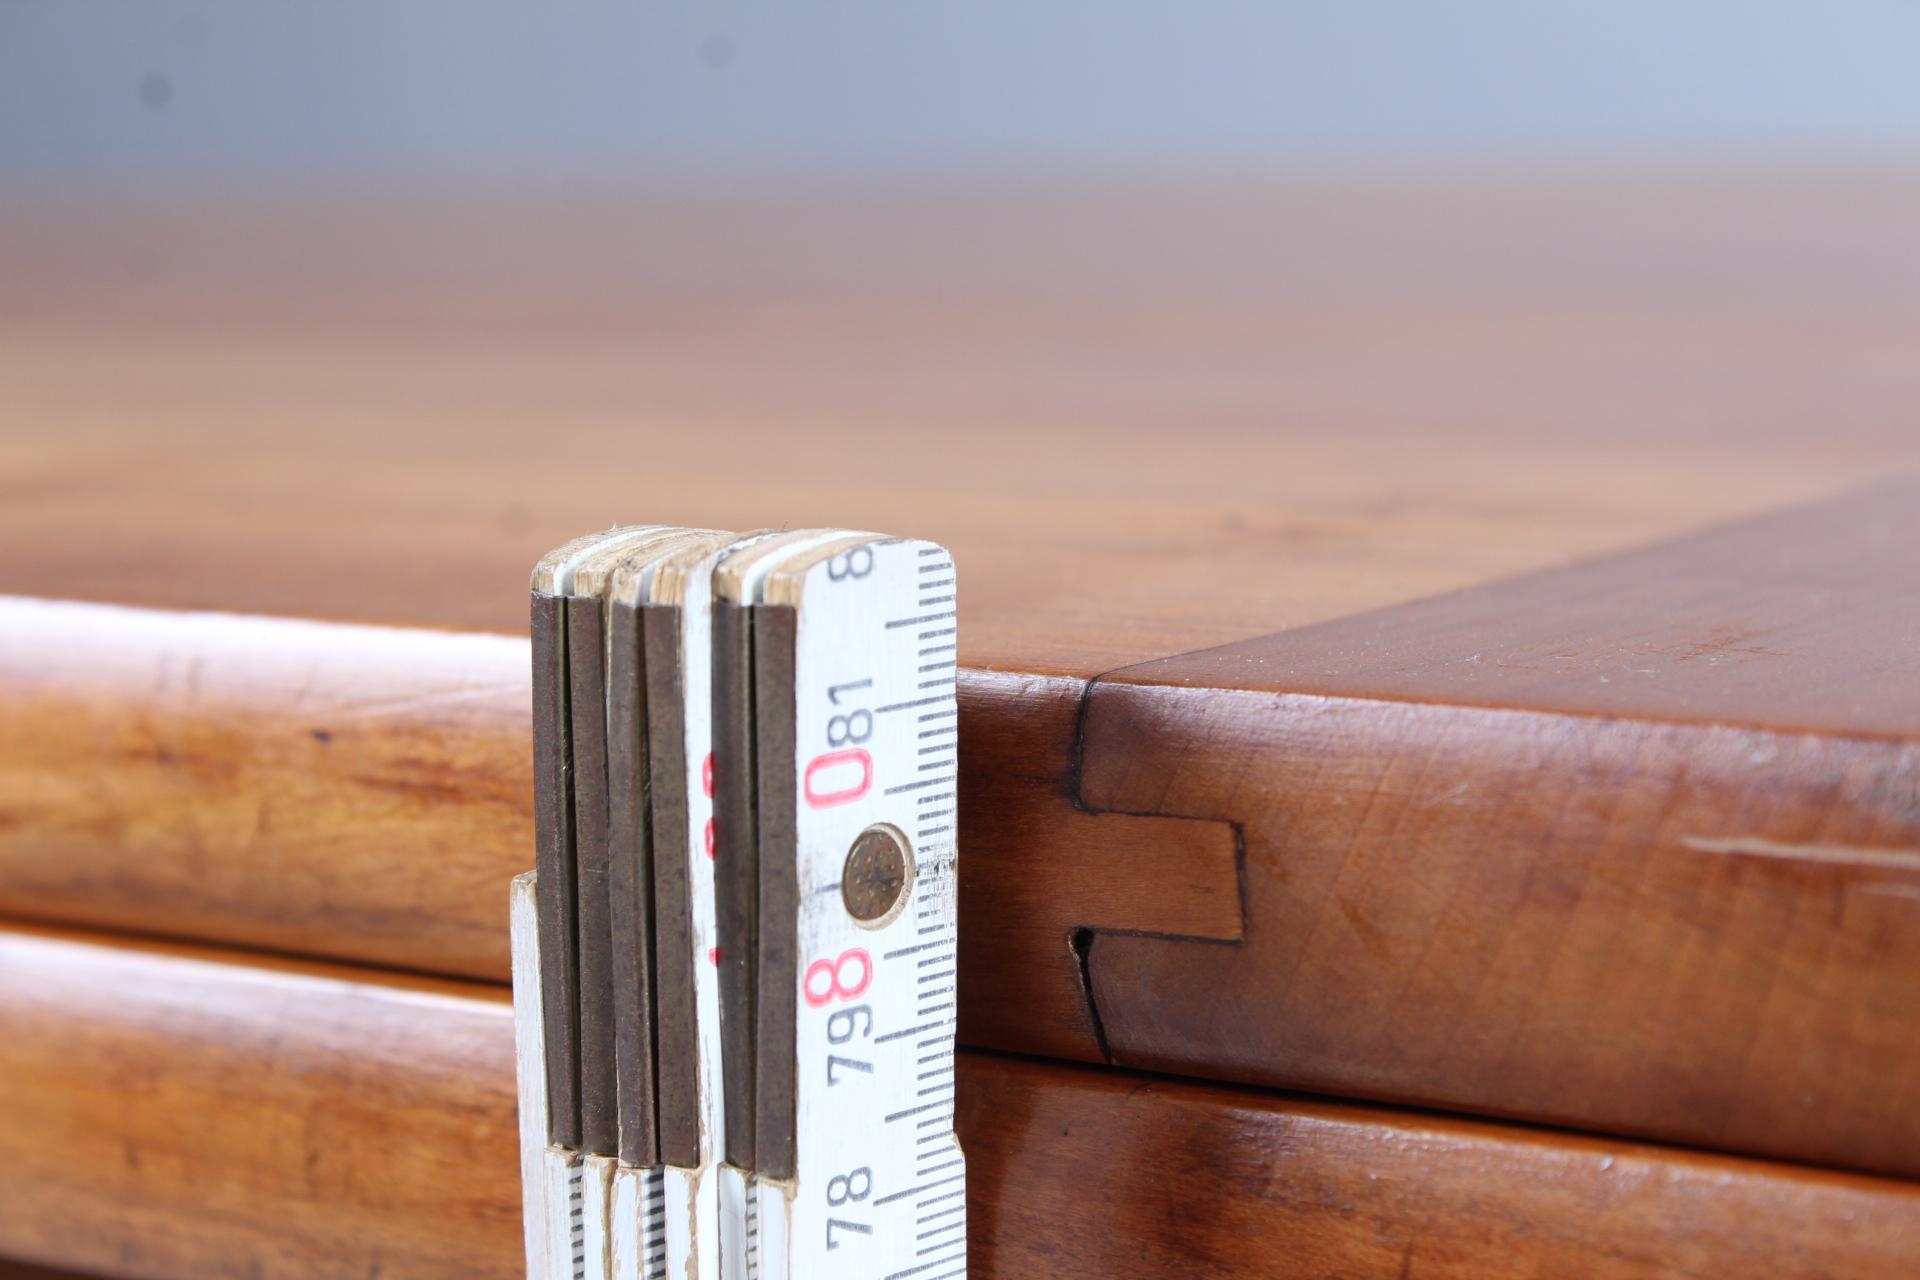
[2,169,1918,1277]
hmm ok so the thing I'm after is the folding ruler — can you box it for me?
[513,526,964,1280]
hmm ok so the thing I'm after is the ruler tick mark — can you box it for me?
[885,939,951,959]
[879,694,945,713]
[887,610,955,630]
[877,1019,947,1043]
[876,1172,966,1208]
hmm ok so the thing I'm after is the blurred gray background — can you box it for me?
[5,1,1920,187]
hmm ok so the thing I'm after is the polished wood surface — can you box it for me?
[0,597,528,981]
[0,927,521,1280]
[1122,480,1920,732]
[2,923,1916,1280]
[967,1054,1920,1280]
[0,594,1225,1039]
[3,175,1916,677]
[1071,481,1920,1176]
[8,473,1920,1178]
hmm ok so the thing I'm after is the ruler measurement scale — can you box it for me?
[754,536,965,1280]
[522,525,963,1280]
[712,530,888,1280]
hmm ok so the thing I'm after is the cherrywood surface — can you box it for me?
[1118,480,1920,733]
[7,474,1920,1179]
[0,595,1205,1049]
[1071,481,1920,1176]
[3,175,1917,677]
[2,923,1916,1280]
[0,927,520,1280]
[964,1051,1920,1280]
[0,598,529,980]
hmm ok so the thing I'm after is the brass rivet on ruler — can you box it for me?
[842,824,915,928]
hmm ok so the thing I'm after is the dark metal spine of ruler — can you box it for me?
[712,601,758,1170]
[530,590,581,1149]
[566,594,618,1156]
[752,603,800,1181]
[644,604,701,1168]
[606,596,660,1167]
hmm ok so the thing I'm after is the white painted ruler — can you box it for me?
[530,526,684,1280]
[615,531,780,1280]
[520,527,963,1280]
[577,530,720,1280]
[727,535,965,1280]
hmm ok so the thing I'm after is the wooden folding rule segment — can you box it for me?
[520,527,964,1280]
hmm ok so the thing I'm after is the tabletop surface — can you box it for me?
[4,168,1916,678]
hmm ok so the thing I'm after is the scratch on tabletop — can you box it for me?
[1681,835,1920,874]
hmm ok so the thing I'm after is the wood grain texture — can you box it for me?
[6,471,1920,1178]
[4,173,1920,1183]
[0,596,529,981]
[2,924,1916,1280]
[963,1053,1920,1280]
[0,927,522,1280]
[4,174,1917,678]
[1078,688,1920,1173]
[0,594,1228,1045]
[1065,481,1920,1176]
[954,669,1244,1064]
[1131,479,1920,733]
